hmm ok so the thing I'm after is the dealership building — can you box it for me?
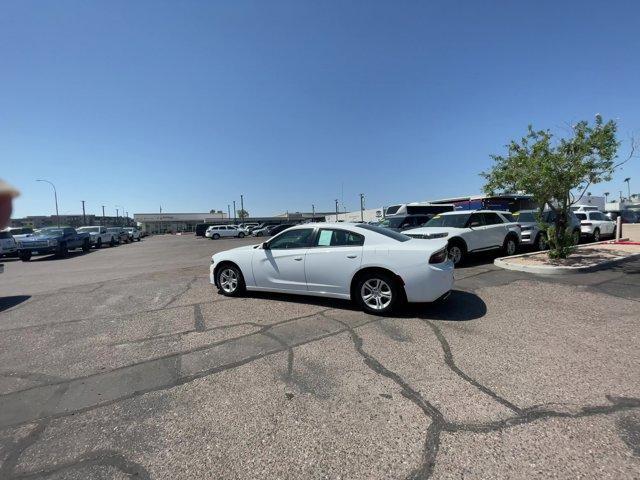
[133,211,336,234]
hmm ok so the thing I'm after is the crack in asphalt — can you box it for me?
[423,320,522,414]
[321,312,640,479]
[162,276,200,309]
[193,304,206,332]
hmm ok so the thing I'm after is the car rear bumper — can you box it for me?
[401,260,455,303]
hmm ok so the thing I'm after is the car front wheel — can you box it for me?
[356,273,400,315]
[212,233,220,240]
[535,233,547,251]
[238,232,245,238]
[19,251,32,262]
[592,228,600,242]
[447,241,466,266]
[96,238,102,249]
[503,236,518,256]
[216,265,245,297]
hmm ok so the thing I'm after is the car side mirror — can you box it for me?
[262,242,270,250]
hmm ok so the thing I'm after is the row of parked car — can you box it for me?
[0,225,145,261]
[200,223,297,239]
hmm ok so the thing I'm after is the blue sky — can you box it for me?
[2,0,639,218]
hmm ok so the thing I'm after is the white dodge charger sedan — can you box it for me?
[209,223,453,315]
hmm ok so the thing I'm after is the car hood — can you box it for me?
[401,227,465,238]
[212,243,260,260]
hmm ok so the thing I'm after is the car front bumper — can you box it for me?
[19,246,58,254]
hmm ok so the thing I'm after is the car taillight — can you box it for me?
[429,248,447,264]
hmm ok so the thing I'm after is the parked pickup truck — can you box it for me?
[77,226,117,248]
[17,227,91,261]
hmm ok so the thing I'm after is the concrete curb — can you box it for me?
[495,240,640,275]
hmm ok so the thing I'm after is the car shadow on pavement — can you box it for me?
[30,250,92,262]
[243,289,487,322]
[0,295,31,313]
[402,290,487,321]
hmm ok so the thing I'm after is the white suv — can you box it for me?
[205,225,247,239]
[402,210,521,266]
[574,210,615,242]
[77,226,117,248]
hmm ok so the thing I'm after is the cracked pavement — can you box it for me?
[0,235,639,479]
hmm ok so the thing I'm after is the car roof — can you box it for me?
[438,209,509,215]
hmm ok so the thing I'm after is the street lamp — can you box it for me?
[36,179,60,227]
[624,178,631,200]
[116,205,124,226]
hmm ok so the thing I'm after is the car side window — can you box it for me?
[315,229,365,247]
[64,228,74,235]
[482,213,503,225]
[269,228,314,250]
[467,213,485,227]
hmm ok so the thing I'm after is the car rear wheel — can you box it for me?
[356,273,400,315]
[96,238,102,249]
[82,239,91,252]
[57,242,68,257]
[19,251,32,262]
[238,232,245,238]
[592,228,600,242]
[572,230,581,245]
[217,265,245,297]
[109,237,116,247]
[212,233,220,240]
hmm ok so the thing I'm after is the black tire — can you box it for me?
[238,232,245,238]
[96,238,102,249]
[216,264,246,297]
[19,251,32,262]
[534,232,547,251]
[447,240,466,266]
[592,228,600,242]
[503,235,518,256]
[212,233,220,240]
[57,242,68,257]
[110,236,116,247]
[256,232,263,237]
[572,229,581,245]
[136,237,141,242]
[355,272,401,315]
[82,239,91,252]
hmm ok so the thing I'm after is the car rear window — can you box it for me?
[354,224,410,242]
[575,213,587,220]
[0,231,12,239]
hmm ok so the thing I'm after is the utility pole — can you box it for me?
[233,200,236,224]
[359,193,365,222]
[116,208,119,222]
[102,205,105,226]
[36,179,60,227]
[227,204,231,220]
[240,194,245,222]
[335,199,339,222]
[81,200,86,225]
[312,204,315,221]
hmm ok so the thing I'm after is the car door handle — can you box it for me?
[294,257,303,261]
[347,254,358,259]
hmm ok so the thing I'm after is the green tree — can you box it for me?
[237,209,249,220]
[482,115,632,259]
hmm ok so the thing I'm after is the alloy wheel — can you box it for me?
[219,268,239,293]
[506,239,516,255]
[448,246,462,265]
[360,278,392,311]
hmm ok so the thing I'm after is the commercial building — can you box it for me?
[133,211,336,234]
[10,215,133,229]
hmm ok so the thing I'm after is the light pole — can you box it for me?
[312,204,315,221]
[36,179,60,227]
[624,178,631,200]
[335,199,339,222]
[233,201,236,224]
[116,205,124,226]
[604,192,609,204]
[359,193,365,222]
[81,200,86,225]
[240,194,245,222]
[227,204,231,220]
[102,205,106,226]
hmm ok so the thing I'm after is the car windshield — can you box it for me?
[514,212,536,222]
[78,227,100,233]
[424,214,470,228]
[37,228,63,236]
[107,228,120,232]
[354,224,410,242]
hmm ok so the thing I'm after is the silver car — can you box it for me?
[514,210,581,250]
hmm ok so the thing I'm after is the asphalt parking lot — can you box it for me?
[0,234,639,479]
